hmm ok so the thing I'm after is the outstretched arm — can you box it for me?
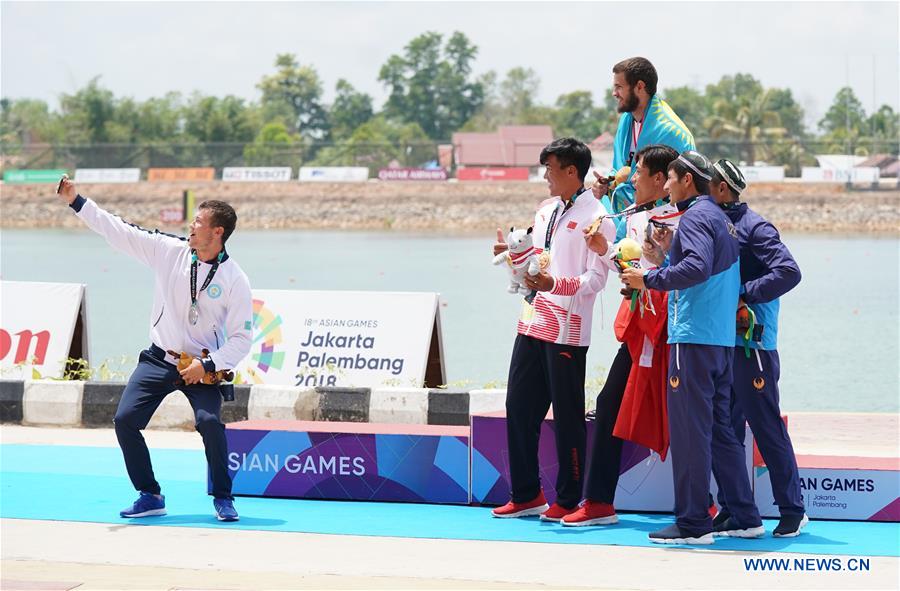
[57,175,184,267]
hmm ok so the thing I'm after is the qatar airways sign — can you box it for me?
[377,168,447,181]
[0,281,88,378]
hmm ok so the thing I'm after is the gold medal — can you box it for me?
[538,251,551,270]
[586,217,604,236]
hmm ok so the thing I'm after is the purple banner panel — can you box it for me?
[377,168,448,181]
[471,412,678,512]
[224,420,469,504]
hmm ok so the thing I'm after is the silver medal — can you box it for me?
[188,303,199,325]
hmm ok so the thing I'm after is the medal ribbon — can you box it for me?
[190,249,224,310]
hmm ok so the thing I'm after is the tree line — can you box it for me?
[1,31,897,172]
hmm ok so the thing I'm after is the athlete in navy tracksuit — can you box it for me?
[622,151,762,544]
[708,159,807,537]
[57,174,252,523]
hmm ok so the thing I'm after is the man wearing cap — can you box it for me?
[708,160,807,537]
[621,150,762,544]
[591,57,696,241]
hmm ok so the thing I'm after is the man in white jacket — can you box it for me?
[491,138,616,521]
[57,175,252,522]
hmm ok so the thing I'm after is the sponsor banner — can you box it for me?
[471,412,752,511]
[0,281,87,379]
[800,167,881,183]
[225,423,470,503]
[298,167,369,182]
[147,167,215,182]
[3,169,68,184]
[742,166,785,182]
[456,167,530,181]
[74,168,141,183]
[755,461,900,522]
[222,167,292,182]
[235,290,443,388]
[159,207,184,224]
[529,166,547,182]
[377,168,448,181]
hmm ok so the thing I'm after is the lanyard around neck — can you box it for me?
[544,188,586,249]
[190,249,224,305]
[631,117,644,153]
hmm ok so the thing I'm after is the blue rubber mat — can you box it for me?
[2,444,896,556]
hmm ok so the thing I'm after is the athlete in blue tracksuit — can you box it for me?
[622,151,762,544]
[708,159,807,538]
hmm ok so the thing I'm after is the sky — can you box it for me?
[1,1,897,130]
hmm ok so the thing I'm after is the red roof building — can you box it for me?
[452,126,554,167]
[589,132,614,151]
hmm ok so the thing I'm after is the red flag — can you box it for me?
[612,290,670,460]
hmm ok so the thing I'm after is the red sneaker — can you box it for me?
[540,502,580,522]
[491,492,549,518]
[561,500,619,526]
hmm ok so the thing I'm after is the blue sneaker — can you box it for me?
[214,498,239,522]
[120,492,166,518]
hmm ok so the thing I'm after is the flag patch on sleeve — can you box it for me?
[567,221,578,230]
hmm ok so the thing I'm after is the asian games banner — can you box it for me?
[235,290,442,388]
[226,426,469,504]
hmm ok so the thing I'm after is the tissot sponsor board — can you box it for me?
[0,281,88,379]
[74,168,141,183]
[298,167,369,182]
[235,290,443,388]
[222,167,292,182]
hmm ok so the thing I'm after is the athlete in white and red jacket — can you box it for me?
[491,138,616,522]
[515,187,616,347]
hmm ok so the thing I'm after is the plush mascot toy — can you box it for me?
[492,226,541,295]
[612,237,642,272]
[167,349,234,385]
[610,237,644,310]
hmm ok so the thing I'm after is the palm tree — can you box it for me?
[705,88,788,165]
